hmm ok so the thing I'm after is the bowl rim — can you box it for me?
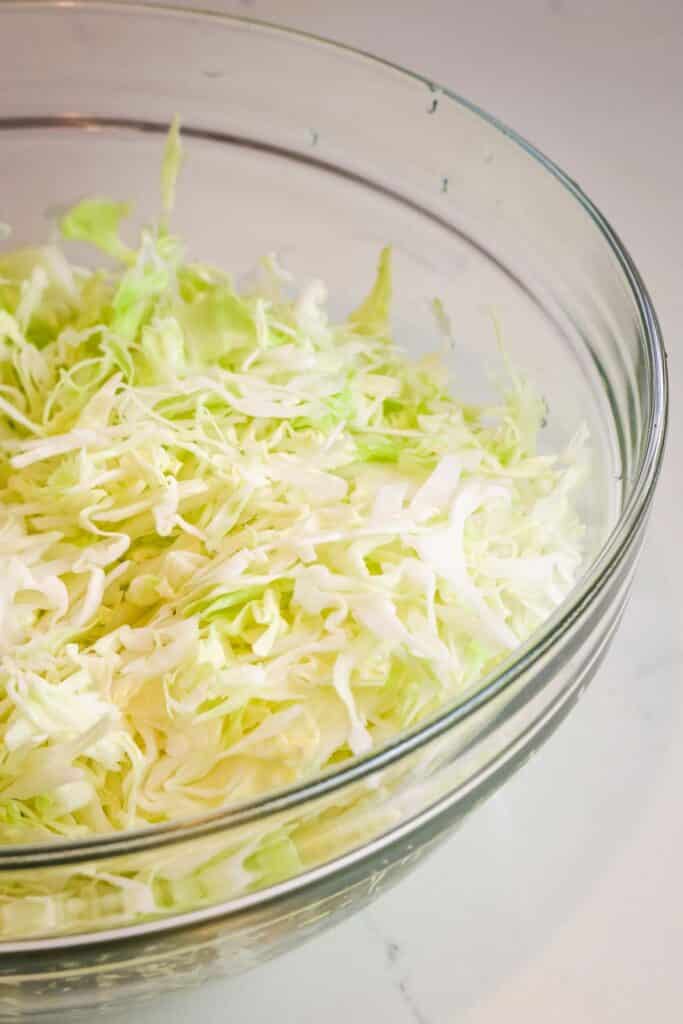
[0,0,669,874]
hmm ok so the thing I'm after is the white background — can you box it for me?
[113,2,683,1021]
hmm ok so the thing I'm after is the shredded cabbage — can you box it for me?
[0,123,587,931]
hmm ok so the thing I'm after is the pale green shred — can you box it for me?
[0,122,587,933]
[160,114,183,226]
[348,244,392,338]
[59,198,135,265]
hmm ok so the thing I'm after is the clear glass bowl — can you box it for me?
[0,1,667,1017]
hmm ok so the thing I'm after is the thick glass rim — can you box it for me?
[0,0,668,872]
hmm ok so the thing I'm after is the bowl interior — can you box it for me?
[2,117,617,551]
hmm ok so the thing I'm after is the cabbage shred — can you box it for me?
[0,124,585,850]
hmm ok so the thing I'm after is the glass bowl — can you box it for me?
[0,1,667,1017]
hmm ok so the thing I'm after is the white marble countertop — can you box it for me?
[109,2,682,1021]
